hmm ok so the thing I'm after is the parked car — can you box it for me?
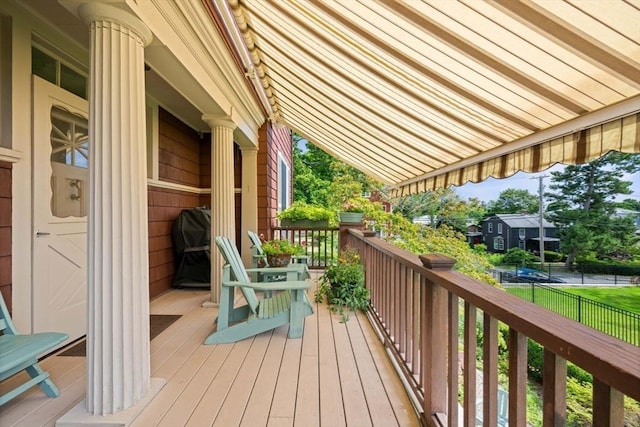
[502,267,565,283]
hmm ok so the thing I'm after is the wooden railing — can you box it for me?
[272,226,339,269]
[343,229,640,427]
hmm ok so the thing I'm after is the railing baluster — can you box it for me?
[448,293,459,427]
[463,302,477,427]
[592,378,624,427]
[543,349,567,426]
[482,313,498,427]
[508,328,527,426]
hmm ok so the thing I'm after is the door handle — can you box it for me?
[35,230,50,237]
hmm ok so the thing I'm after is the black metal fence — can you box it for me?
[506,283,640,346]
[497,263,639,285]
[272,226,339,269]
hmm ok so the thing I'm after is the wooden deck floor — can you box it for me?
[0,280,420,426]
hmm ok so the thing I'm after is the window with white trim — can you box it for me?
[497,223,503,234]
[487,223,493,233]
[493,236,504,251]
[32,45,87,99]
[519,228,526,239]
[277,152,290,212]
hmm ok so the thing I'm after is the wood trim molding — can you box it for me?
[0,147,22,163]
[146,178,240,194]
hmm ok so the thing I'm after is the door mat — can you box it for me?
[58,314,182,357]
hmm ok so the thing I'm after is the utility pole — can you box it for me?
[532,175,549,268]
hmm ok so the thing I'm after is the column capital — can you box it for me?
[202,114,236,131]
[239,145,258,155]
[78,2,152,46]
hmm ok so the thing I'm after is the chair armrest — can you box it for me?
[223,280,312,291]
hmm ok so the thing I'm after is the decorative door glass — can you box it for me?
[49,106,89,218]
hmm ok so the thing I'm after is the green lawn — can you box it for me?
[506,286,640,346]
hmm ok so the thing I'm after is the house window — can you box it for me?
[277,152,290,212]
[32,46,87,99]
[519,228,526,239]
[497,223,503,234]
[493,237,504,251]
[487,223,493,233]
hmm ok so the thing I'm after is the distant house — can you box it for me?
[466,224,483,247]
[482,214,559,253]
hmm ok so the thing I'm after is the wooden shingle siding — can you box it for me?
[256,122,292,239]
[158,108,202,187]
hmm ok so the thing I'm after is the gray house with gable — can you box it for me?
[482,214,559,253]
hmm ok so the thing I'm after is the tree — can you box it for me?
[545,152,640,266]
[486,188,539,216]
[292,136,334,205]
[392,188,485,232]
[293,138,382,209]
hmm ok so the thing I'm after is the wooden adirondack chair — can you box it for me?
[204,236,314,344]
[0,292,68,405]
[247,230,309,268]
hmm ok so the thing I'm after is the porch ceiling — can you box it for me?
[217,0,640,196]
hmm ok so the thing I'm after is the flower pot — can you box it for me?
[267,254,292,267]
[338,212,364,223]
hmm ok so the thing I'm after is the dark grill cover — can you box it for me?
[172,208,211,288]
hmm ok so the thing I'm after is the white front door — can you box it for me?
[32,76,88,345]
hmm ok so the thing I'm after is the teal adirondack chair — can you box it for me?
[0,292,68,405]
[204,236,314,344]
[247,230,309,268]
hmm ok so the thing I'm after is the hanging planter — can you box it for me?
[277,202,334,228]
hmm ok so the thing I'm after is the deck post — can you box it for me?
[419,254,455,424]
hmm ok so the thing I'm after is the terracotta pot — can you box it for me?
[267,254,292,267]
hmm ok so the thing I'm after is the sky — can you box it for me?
[453,164,640,204]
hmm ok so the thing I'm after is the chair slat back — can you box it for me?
[0,292,17,335]
[214,236,260,313]
[247,231,264,256]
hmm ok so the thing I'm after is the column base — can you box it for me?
[55,377,166,427]
[202,300,219,308]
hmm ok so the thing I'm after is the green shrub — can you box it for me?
[544,250,564,262]
[502,248,540,266]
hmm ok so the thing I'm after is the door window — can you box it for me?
[49,106,88,218]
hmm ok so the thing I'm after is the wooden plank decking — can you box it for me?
[0,281,420,426]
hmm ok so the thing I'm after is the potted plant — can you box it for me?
[277,201,334,228]
[338,198,366,224]
[315,246,370,322]
[261,239,305,267]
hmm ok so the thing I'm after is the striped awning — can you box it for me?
[218,0,640,196]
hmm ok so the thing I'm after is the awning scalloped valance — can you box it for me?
[392,112,640,197]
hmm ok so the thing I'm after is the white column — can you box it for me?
[240,146,258,265]
[80,3,154,417]
[202,115,236,306]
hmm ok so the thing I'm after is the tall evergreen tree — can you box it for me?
[485,188,539,216]
[545,152,640,266]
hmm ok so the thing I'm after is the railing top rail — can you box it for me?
[348,230,640,400]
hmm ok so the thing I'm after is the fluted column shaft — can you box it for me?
[240,146,258,265]
[203,115,237,305]
[81,3,152,415]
